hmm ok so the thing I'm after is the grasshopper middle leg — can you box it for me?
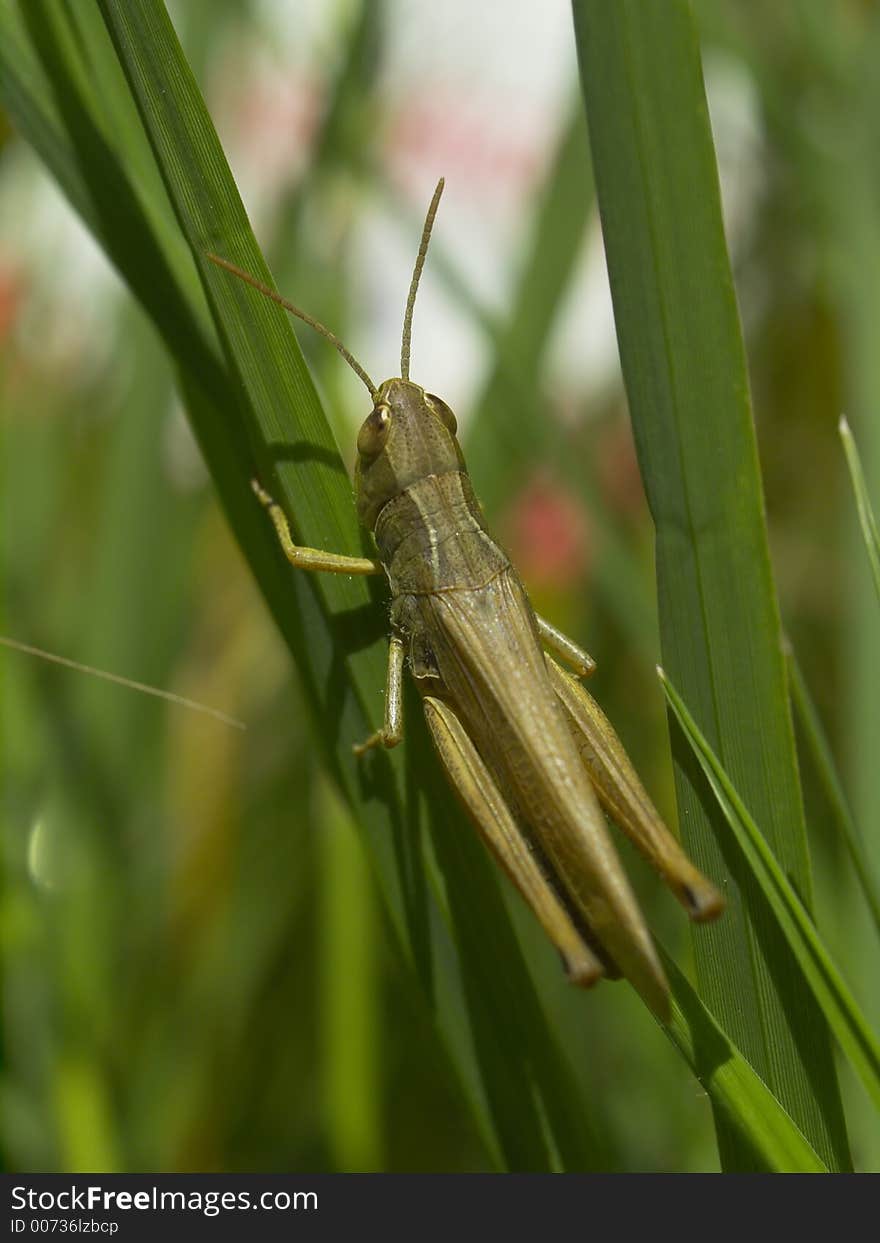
[353,635,405,756]
[252,477,397,753]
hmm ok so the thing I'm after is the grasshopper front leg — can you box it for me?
[545,655,725,922]
[252,480,383,575]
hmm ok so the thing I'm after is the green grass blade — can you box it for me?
[0,3,95,229]
[664,959,827,1173]
[840,415,880,606]
[572,0,851,1168]
[787,648,880,938]
[317,779,382,1171]
[660,669,880,1113]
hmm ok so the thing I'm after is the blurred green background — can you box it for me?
[2,0,879,1171]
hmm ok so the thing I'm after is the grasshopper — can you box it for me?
[208,179,724,1020]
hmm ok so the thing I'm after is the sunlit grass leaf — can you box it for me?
[663,959,827,1173]
[572,0,851,1169]
[660,669,880,1114]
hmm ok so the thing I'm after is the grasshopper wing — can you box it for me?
[423,695,604,988]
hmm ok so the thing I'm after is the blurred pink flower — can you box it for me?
[502,472,591,592]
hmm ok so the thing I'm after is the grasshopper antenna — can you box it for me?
[400,177,445,381]
[0,636,246,730]
[206,253,377,398]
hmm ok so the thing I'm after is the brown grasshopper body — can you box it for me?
[209,181,724,1021]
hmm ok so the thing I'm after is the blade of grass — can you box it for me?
[663,958,827,1173]
[1,0,221,395]
[317,778,382,1171]
[0,3,95,229]
[787,648,880,938]
[572,0,851,1169]
[660,668,880,1113]
[840,415,880,605]
[709,4,880,1167]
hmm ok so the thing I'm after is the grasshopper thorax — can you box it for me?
[354,379,464,530]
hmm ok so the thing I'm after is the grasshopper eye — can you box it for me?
[426,393,457,435]
[357,404,391,457]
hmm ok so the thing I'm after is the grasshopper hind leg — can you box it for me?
[422,695,605,989]
[545,656,725,922]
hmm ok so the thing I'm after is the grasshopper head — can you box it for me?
[354,378,464,529]
[207,180,455,533]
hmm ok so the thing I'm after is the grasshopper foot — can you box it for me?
[353,728,402,757]
[251,478,275,508]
